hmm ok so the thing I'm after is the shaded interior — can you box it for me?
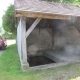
[26,17,80,67]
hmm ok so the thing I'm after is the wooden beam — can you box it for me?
[26,18,42,38]
[21,17,28,65]
[21,17,29,70]
[15,11,71,20]
[17,20,22,61]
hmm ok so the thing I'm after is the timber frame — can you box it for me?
[15,11,72,20]
[15,0,80,71]
[17,17,42,70]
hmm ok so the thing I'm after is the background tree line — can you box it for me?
[42,0,80,6]
[2,5,16,37]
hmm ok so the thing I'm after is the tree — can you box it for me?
[2,5,16,35]
[0,27,2,34]
[0,26,4,35]
[42,0,80,6]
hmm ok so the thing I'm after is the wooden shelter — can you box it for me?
[15,0,80,70]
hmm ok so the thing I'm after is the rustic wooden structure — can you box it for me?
[15,0,80,70]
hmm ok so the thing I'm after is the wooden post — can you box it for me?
[21,17,29,70]
[26,18,42,38]
[20,17,41,70]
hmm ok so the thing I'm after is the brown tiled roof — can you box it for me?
[15,0,80,18]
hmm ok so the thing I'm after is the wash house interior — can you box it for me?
[26,17,80,67]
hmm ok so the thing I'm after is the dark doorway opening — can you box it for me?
[28,55,55,67]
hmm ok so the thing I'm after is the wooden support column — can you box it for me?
[20,17,41,70]
[26,18,42,38]
[21,17,29,70]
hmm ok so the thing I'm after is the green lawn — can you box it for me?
[0,44,80,80]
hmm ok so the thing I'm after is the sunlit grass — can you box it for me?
[0,43,80,80]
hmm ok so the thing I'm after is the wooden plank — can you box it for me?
[17,20,22,61]
[26,18,42,38]
[21,17,28,64]
[15,11,71,20]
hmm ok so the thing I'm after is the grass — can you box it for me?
[0,44,80,80]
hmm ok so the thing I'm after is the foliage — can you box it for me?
[0,26,4,35]
[2,32,16,39]
[0,27,2,34]
[2,5,16,35]
[42,0,80,6]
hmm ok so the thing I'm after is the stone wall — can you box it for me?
[53,26,80,48]
[27,19,80,56]
[27,28,52,56]
[53,25,80,56]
